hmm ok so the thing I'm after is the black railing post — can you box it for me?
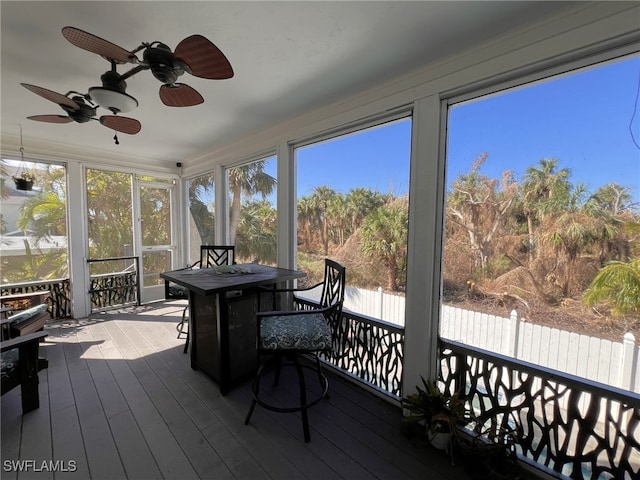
[134,256,141,306]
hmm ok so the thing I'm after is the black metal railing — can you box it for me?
[0,278,72,319]
[439,337,640,480]
[296,297,404,397]
[87,256,140,312]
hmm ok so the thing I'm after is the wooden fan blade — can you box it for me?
[174,35,234,79]
[99,115,142,135]
[21,83,79,110]
[27,115,73,124]
[62,26,133,64]
[159,84,204,107]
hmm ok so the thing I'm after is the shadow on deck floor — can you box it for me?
[1,301,473,479]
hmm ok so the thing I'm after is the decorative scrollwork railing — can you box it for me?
[1,278,72,319]
[87,257,140,312]
[440,338,640,480]
[296,298,404,397]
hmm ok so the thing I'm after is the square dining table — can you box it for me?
[160,263,305,395]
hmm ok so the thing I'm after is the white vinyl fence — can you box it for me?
[299,285,640,393]
[440,307,639,393]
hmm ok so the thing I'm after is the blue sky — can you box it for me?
[286,54,640,203]
[447,55,640,200]
[295,119,412,198]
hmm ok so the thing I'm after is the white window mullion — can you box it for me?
[403,94,446,394]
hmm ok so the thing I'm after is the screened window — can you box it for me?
[187,173,215,264]
[227,155,277,265]
[294,117,412,323]
[441,55,640,390]
[0,159,68,283]
[86,169,133,260]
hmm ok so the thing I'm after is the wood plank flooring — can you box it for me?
[2,301,471,480]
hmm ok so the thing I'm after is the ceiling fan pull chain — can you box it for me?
[113,132,120,145]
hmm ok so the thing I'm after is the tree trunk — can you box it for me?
[526,211,535,263]
[387,255,398,291]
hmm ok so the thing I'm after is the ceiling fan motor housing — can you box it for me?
[143,43,184,84]
[100,70,128,93]
[62,97,96,123]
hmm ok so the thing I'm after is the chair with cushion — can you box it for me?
[244,258,345,442]
[168,245,235,353]
[1,331,48,414]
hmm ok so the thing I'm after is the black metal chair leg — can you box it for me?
[178,306,189,353]
[273,354,282,386]
[176,306,188,338]
[245,361,266,425]
[315,355,330,400]
[293,354,311,443]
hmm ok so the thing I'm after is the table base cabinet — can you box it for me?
[159,264,304,395]
[190,288,275,394]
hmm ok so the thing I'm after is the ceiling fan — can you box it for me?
[21,83,142,135]
[61,26,234,111]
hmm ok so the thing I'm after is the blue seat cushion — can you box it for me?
[168,284,188,298]
[7,303,48,328]
[260,313,332,351]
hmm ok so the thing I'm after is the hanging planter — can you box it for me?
[13,174,34,191]
[12,125,34,191]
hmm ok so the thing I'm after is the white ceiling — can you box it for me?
[1,1,577,168]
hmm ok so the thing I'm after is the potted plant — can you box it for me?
[13,171,35,191]
[457,413,525,480]
[401,377,471,450]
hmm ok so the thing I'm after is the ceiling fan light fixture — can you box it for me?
[88,86,138,113]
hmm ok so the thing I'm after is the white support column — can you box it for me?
[403,94,446,394]
[276,141,295,269]
[173,168,187,269]
[66,160,90,318]
[214,163,227,244]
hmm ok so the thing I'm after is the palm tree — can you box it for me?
[235,199,277,264]
[328,193,348,246]
[521,158,571,262]
[345,188,386,234]
[310,186,337,255]
[188,173,216,246]
[297,196,317,251]
[14,165,68,280]
[539,183,619,296]
[584,259,640,316]
[17,191,67,240]
[228,161,276,244]
[360,198,408,291]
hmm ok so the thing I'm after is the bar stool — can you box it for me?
[244,259,345,442]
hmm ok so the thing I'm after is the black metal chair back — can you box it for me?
[200,245,235,267]
[318,259,346,310]
[172,245,235,353]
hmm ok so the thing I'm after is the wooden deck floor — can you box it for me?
[2,301,471,480]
